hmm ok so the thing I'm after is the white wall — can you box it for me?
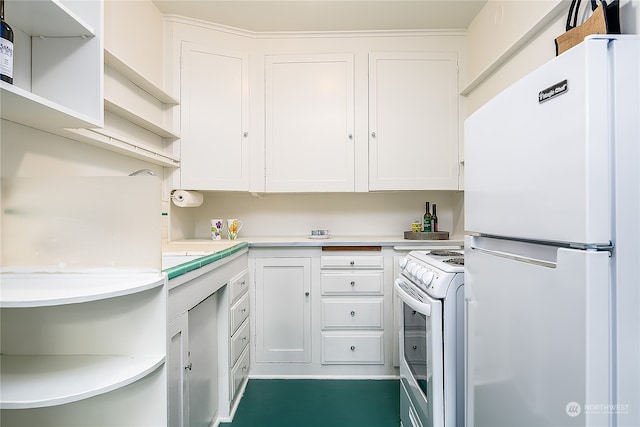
[464,0,640,114]
[170,191,464,240]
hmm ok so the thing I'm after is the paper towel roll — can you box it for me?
[172,190,204,207]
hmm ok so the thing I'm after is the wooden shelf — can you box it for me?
[4,0,95,37]
[0,272,165,308]
[104,50,179,104]
[0,354,164,409]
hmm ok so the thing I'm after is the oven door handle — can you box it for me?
[394,278,432,316]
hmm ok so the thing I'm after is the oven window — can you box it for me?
[403,302,430,399]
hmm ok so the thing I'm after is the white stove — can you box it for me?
[399,249,463,298]
[395,249,465,427]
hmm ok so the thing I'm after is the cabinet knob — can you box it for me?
[242,336,248,342]
[305,292,310,296]
[413,345,418,350]
[185,362,193,371]
[371,132,376,138]
[350,345,356,351]
[350,281,355,286]
[242,308,247,313]
[348,133,353,139]
[350,261,355,266]
[243,132,248,137]
[350,310,356,316]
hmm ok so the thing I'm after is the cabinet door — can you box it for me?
[188,294,219,427]
[169,313,189,427]
[369,52,459,190]
[180,43,249,190]
[254,257,312,362]
[265,54,355,192]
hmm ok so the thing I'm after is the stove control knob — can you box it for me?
[420,270,435,286]
[409,263,420,278]
[415,266,427,281]
[399,257,409,269]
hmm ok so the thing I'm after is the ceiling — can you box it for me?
[152,0,487,32]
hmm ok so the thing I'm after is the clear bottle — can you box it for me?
[432,203,439,232]
[0,0,14,84]
[423,202,432,232]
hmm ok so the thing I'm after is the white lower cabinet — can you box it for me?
[251,247,396,376]
[168,292,219,427]
[320,254,386,365]
[254,256,312,363]
[168,250,249,426]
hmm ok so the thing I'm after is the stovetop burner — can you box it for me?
[429,250,463,257]
[443,258,464,266]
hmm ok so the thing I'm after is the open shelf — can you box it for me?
[0,272,165,308]
[104,49,179,104]
[5,0,95,37]
[0,82,102,130]
[104,99,180,139]
[0,354,164,409]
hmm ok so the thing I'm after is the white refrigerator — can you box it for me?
[464,35,639,427]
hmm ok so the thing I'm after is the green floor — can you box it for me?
[220,379,400,427]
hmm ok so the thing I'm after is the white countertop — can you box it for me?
[165,236,463,250]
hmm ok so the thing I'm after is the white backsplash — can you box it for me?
[169,191,464,241]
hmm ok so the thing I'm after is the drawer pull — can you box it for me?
[185,362,192,371]
[350,310,356,316]
[350,345,356,351]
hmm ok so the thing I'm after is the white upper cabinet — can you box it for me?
[0,0,103,129]
[368,52,460,190]
[179,43,250,191]
[265,54,355,192]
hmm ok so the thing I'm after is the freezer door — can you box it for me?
[464,37,616,245]
[464,236,611,427]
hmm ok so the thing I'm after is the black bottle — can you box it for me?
[0,0,14,84]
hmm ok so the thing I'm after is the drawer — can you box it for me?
[321,333,384,364]
[320,255,384,270]
[321,298,383,329]
[230,292,249,335]
[231,346,250,399]
[321,271,384,295]
[231,318,250,367]
[230,269,249,305]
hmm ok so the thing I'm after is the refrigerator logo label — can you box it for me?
[539,80,568,103]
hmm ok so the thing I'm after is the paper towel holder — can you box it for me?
[171,189,204,208]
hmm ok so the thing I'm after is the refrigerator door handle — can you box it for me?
[468,245,557,268]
